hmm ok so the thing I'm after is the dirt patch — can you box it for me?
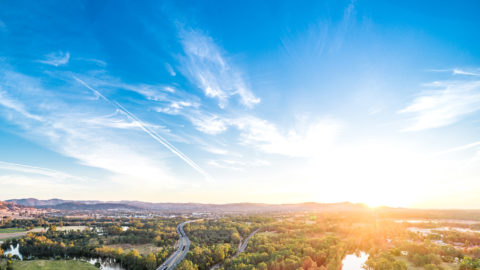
[105,243,163,255]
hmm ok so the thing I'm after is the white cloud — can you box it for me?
[453,68,480,76]
[179,28,260,108]
[207,158,270,171]
[188,113,228,135]
[74,75,183,102]
[203,146,228,155]
[155,101,198,115]
[165,63,176,76]
[0,161,88,182]
[399,80,480,131]
[74,77,212,181]
[207,160,242,171]
[0,89,43,121]
[0,70,184,187]
[81,110,166,130]
[38,51,70,66]
[233,117,341,157]
[187,111,341,158]
[435,141,480,156]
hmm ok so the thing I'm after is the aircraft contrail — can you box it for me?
[73,76,212,181]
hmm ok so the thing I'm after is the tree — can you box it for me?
[177,259,198,270]
[231,232,241,243]
[392,261,407,270]
[257,262,268,270]
[302,256,317,269]
[459,256,480,270]
[145,253,157,270]
[6,260,13,270]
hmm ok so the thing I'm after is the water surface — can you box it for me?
[342,252,368,270]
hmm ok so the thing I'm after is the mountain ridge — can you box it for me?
[6,198,369,212]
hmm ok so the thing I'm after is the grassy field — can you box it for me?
[0,227,44,240]
[0,226,85,240]
[55,225,88,231]
[0,260,97,270]
[0,228,25,233]
[396,256,457,270]
[0,231,26,240]
[106,243,163,255]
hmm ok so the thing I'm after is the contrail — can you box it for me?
[73,76,212,181]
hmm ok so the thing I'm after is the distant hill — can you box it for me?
[37,202,141,211]
[7,198,102,207]
[0,200,48,218]
[7,198,69,207]
[0,200,29,210]
[7,198,369,213]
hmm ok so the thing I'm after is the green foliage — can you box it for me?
[10,217,183,270]
[184,218,263,269]
[364,252,407,270]
[177,259,198,270]
[224,229,345,270]
[459,256,480,270]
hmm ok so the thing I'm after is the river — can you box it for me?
[342,252,368,269]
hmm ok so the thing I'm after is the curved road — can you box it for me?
[210,228,260,270]
[233,228,260,257]
[156,220,200,270]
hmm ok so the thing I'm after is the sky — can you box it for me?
[1,0,480,208]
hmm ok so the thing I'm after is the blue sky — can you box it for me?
[1,0,480,208]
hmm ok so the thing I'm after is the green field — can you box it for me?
[0,228,25,233]
[396,256,457,270]
[0,260,97,270]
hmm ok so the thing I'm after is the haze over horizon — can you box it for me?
[1,1,480,209]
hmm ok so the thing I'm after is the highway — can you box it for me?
[156,220,200,270]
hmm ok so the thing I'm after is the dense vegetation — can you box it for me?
[0,217,182,270]
[180,216,268,269]
[1,212,480,270]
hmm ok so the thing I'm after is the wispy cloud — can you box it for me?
[179,28,260,108]
[207,158,270,171]
[330,0,356,52]
[74,76,212,181]
[233,117,340,157]
[435,141,480,156]
[0,161,88,182]
[0,69,180,187]
[81,110,166,130]
[155,101,198,115]
[188,112,228,135]
[0,89,43,121]
[186,111,341,158]
[38,51,70,66]
[165,63,176,76]
[453,68,480,76]
[399,79,480,131]
[203,146,228,155]
[76,75,180,102]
